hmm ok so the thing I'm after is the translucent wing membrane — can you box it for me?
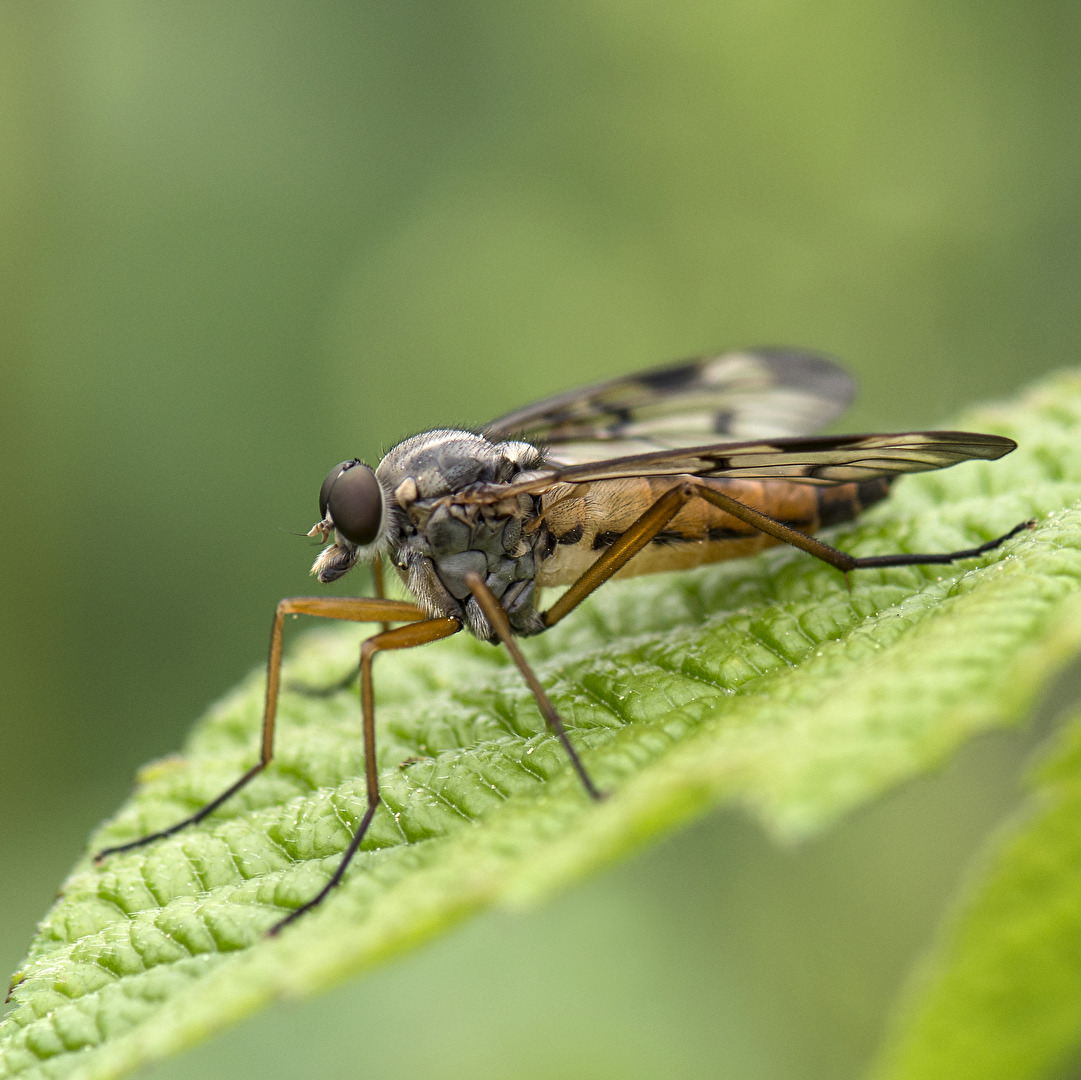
[484,348,855,464]
[484,431,1017,497]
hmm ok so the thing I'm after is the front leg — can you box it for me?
[94,596,426,863]
[289,556,395,695]
[268,614,460,934]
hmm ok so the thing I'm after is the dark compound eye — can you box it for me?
[323,461,384,547]
[319,460,360,519]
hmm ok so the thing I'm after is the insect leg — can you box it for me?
[371,553,392,634]
[286,665,363,698]
[465,572,604,801]
[541,482,1031,633]
[288,556,393,695]
[543,484,697,627]
[371,553,387,601]
[688,483,1033,572]
[268,615,460,934]
[94,596,426,863]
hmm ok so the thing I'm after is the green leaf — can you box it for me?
[868,704,1081,1080]
[6,371,1081,1080]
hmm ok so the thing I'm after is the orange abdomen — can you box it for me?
[534,475,892,586]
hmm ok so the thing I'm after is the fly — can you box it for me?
[94,347,1031,933]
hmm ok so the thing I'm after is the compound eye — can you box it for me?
[324,462,383,546]
[319,460,362,519]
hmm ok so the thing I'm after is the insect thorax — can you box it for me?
[376,430,550,640]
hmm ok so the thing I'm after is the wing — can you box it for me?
[480,431,1017,498]
[483,347,855,465]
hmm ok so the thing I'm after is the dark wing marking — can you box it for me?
[474,431,1017,498]
[483,348,855,464]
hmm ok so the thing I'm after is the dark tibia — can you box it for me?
[842,518,1034,570]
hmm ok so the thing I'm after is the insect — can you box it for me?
[95,348,1028,933]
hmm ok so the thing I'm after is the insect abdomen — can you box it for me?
[535,475,894,585]
[814,477,892,527]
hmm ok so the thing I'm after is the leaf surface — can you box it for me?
[5,372,1081,1080]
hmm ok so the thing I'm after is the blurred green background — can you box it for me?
[3,3,1081,1078]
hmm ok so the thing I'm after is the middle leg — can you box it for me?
[465,572,603,800]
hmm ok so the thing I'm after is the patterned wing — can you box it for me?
[483,348,855,465]
[486,431,1017,497]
